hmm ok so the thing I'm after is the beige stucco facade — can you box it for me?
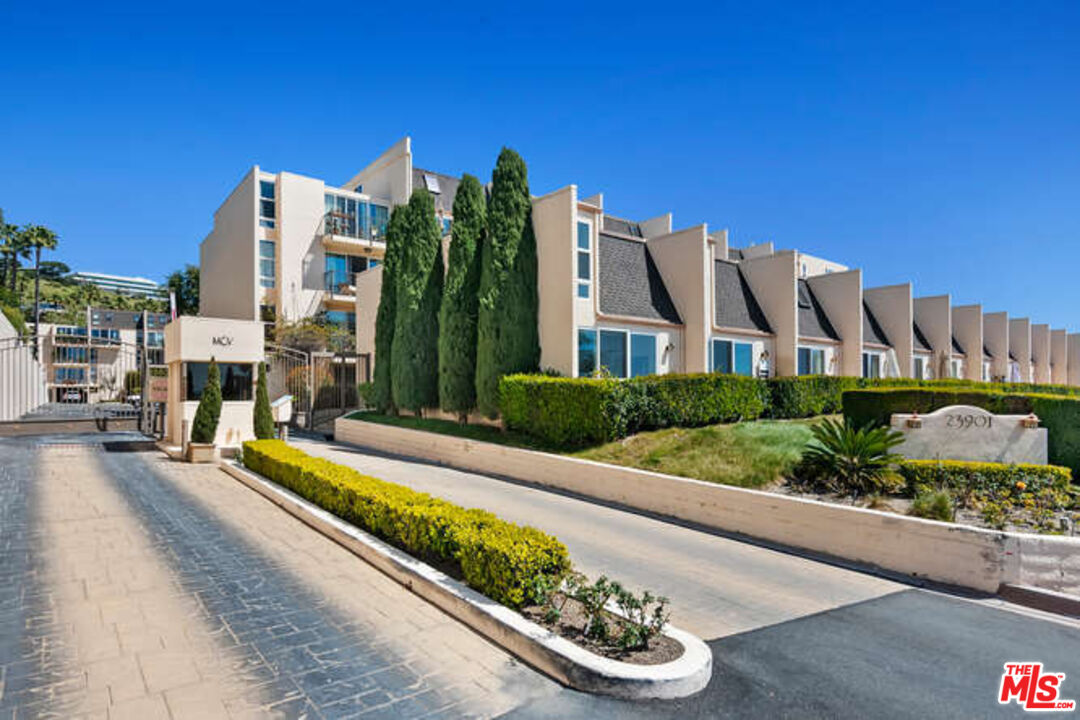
[914,295,953,378]
[1009,317,1032,382]
[741,252,798,377]
[951,304,984,381]
[1031,323,1051,384]
[864,284,913,378]
[1051,329,1068,385]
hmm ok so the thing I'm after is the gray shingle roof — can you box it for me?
[602,215,644,237]
[797,280,840,341]
[714,261,771,333]
[412,168,460,215]
[863,303,890,346]
[952,336,965,355]
[597,234,682,324]
[913,323,932,352]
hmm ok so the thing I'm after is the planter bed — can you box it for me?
[227,441,712,699]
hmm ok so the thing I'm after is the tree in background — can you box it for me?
[37,261,71,282]
[166,264,200,315]
[253,362,275,439]
[21,224,59,353]
[391,189,443,414]
[475,148,537,416]
[0,212,29,294]
[373,206,407,413]
[438,174,485,420]
[190,359,222,444]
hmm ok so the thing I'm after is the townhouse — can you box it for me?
[198,135,1079,385]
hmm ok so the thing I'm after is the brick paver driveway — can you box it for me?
[0,435,559,719]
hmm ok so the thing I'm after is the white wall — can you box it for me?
[200,167,258,320]
[343,136,412,205]
[532,186,577,376]
[646,225,711,373]
[278,172,330,322]
[0,313,48,421]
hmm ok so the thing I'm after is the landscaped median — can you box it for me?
[230,439,713,699]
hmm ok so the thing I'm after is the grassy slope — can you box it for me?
[347,411,821,489]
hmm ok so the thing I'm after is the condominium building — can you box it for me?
[199,137,458,338]
[39,307,169,402]
[71,271,165,298]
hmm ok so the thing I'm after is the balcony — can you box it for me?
[320,211,388,255]
[323,270,356,307]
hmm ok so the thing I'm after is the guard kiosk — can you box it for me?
[164,316,265,450]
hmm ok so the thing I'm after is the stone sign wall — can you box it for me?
[890,404,1048,465]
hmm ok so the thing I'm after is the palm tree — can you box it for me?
[0,211,28,295]
[21,224,59,354]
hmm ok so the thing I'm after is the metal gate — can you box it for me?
[0,333,162,432]
[264,344,369,431]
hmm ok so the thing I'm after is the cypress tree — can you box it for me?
[505,206,540,374]
[391,189,443,414]
[253,361,274,439]
[438,174,485,419]
[476,147,534,416]
[372,206,407,413]
[190,358,222,444]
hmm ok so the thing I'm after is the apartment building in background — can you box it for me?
[39,307,169,402]
[71,271,165,298]
[199,137,458,339]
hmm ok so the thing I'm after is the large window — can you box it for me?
[259,240,275,288]
[798,346,826,375]
[259,180,276,229]
[325,310,356,333]
[184,362,253,402]
[711,339,753,376]
[54,367,86,384]
[599,330,627,378]
[578,329,597,377]
[913,356,927,380]
[325,193,361,237]
[630,333,656,378]
[577,221,591,299]
[862,352,881,379]
[951,359,963,379]
[370,203,389,239]
[53,346,88,364]
[325,254,368,291]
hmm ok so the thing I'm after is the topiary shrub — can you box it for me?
[190,358,222,444]
[253,361,274,440]
[636,373,769,428]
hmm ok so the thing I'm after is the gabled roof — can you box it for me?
[984,345,992,359]
[602,215,644,238]
[952,336,965,356]
[862,303,890,347]
[797,279,840,341]
[1009,350,1017,361]
[597,234,682,324]
[412,168,460,215]
[714,260,771,333]
[913,323,932,352]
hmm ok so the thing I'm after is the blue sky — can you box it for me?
[1,2,1077,325]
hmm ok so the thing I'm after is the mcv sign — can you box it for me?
[211,336,234,347]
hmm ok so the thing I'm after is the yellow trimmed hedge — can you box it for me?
[242,440,570,608]
[896,458,1071,496]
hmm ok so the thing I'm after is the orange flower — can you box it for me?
[1015,481,1027,491]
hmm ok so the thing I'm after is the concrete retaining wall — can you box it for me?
[335,417,1080,597]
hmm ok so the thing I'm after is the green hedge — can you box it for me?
[843,388,1080,478]
[499,373,769,447]
[243,440,569,607]
[896,458,1071,497]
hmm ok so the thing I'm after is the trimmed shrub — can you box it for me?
[895,458,1071,496]
[190,359,222,444]
[843,387,1080,478]
[253,362,274,440]
[499,374,624,447]
[356,381,375,408]
[634,373,769,428]
[373,206,407,413]
[438,174,485,417]
[242,440,570,608]
[391,190,444,414]
[766,375,859,418]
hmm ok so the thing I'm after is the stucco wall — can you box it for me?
[335,418,1080,596]
[740,252,797,376]
[864,284,913,378]
[277,172,328,322]
[1009,317,1032,382]
[984,312,1010,381]
[1031,324,1051,384]
[807,269,862,377]
[343,136,411,205]
[1051,329,1068,385]
[914,295,951,378]
[354,266,382,361]
[646,225,711,373]
[952,304,983,382]
[1069,334,1080,386]
[199,167,258,320]
[532,186,576,376]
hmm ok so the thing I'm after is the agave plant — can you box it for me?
[801,417,905,499]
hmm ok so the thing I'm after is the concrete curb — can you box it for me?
[219,461,713,700]
[999,584,1080,618]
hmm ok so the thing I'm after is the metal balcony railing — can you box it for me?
[320,211,388,244]
[324,270,355,296]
